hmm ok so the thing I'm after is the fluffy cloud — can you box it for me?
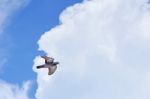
[0,80,31,99]
[33,0,150,99]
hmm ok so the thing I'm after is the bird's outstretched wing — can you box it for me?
[48,67,53,75]
[48,66,57,75]
[41,56,54,64]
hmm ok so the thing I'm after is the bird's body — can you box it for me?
[36,56,59,75]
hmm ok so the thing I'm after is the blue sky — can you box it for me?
[1,0,150,99]
[0,0,82,98]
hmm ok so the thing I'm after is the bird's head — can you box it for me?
[53,62,59,65]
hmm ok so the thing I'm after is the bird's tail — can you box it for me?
[36,65,45,69]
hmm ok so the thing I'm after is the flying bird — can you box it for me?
[36,56,59,75]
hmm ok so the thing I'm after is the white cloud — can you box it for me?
[0,80,31,99]
[33,0,150,99]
